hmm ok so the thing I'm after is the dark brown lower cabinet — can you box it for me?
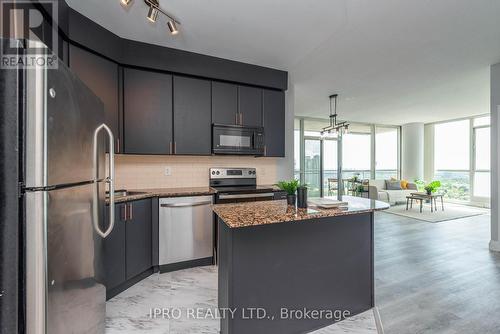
[103,199,152,298]
[103,203,126,291]
[125,199,152,279]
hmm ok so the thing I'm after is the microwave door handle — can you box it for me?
[92,123,115,238]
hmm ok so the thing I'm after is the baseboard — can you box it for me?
[373,307,385,334]
[106,268,154,300]
[489,240,500,252]
[159,257,214,273]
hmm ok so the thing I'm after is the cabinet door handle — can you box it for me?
[121,204,127,221]
[116,138,120,154]
[160,201,212,208]
[128,203,133,221]
[169,141,173,154]
[174,142,177,154]
[235,113,238,125]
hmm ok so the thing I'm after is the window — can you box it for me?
[342,127,371,180]
[434,120,470,170]
[434,120,471,201]
[473,122,490,198]
[432,115,490,203]
[376,127,398,179]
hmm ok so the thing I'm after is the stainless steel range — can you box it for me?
[210,168,286,264]
[210,168,286,204]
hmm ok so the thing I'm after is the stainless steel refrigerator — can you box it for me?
[23,57,115,333]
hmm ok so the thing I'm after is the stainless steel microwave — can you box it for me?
[212,124,265,155]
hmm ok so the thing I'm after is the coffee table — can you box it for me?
[406,193,444,213]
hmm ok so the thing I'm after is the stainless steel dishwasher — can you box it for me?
[158,196,213,267]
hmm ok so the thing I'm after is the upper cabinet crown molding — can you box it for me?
[39,0,287,90]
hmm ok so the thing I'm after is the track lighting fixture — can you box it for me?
[167,20,179,35]
[120,0,181,35]
[147,4,159,22]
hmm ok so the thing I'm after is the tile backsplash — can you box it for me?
[113,155,279,189]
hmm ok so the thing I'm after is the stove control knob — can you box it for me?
[211,171,215,175]
[216,171,220,175]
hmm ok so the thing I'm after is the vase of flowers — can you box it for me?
[276,179,300,206]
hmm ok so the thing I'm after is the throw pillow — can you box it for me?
[386,180,402,190]
[401,180,409,189]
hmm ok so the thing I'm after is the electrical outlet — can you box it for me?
[164,167,172,176]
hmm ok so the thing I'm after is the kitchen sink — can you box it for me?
[108,189,148,198]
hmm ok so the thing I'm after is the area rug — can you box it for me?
[385,202,489,223]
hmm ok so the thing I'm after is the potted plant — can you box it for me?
[414,179,426,192]
[355,184,365,196]
[276,179,300,206]
[424,180,441,195]
[297,183,308,208]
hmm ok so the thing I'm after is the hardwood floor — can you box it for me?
[374,211,500,334]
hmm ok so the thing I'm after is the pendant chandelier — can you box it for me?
[321,94,349,136]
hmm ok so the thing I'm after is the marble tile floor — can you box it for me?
[106,266,380,334]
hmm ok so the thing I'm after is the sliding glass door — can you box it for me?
[304,139,321,197]
[323,139,338,196]
[295,117,400,198]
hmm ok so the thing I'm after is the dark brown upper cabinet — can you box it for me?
[69,44,120,152]
[173,76,212,155]
[238,85,263,127]
[123,68,173,155]
[212,81,238,125]
[263,89,286,157]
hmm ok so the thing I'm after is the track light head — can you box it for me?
[120,0,132,6]
[167,20,179,35]
[147,6,159,22]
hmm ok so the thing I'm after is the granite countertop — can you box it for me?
[111,187,216,203]
[212,196,390,228]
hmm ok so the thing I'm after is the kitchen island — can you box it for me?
[212,196,389,334]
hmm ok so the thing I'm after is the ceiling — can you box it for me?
[66,0,500,125]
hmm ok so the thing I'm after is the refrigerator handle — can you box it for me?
[93,123,115,238]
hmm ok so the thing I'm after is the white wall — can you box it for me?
[490,63,500,252]
[276,76,295,181]
[401,123,424,181]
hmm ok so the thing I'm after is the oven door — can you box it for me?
[216,192,276,204]
[212,125,263,155]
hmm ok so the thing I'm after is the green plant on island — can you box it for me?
[275,179,300,195]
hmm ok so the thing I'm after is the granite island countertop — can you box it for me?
[212,196,390,228]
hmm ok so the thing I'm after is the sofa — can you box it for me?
[368,179,417,205]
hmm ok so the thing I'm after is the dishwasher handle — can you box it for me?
[218,192,275,200]
[160,201,212,208]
